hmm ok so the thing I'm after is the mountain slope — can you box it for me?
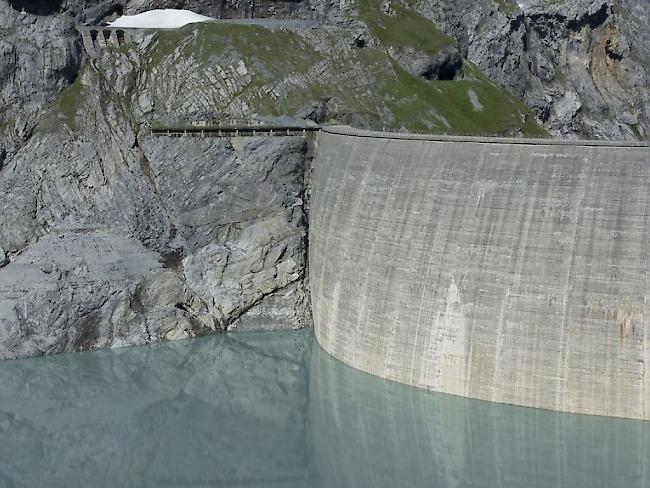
[0,0,647,359]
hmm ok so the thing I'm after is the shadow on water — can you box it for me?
[310,343,650,488]
[0,330,648,487]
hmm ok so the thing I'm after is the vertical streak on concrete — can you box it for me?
[557,156,586,413]
[310,127,650,419]
[642,178,650,422]
[639,315,650,419]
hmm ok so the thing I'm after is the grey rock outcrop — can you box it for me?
[0,231,214,359]
[0,2,82,154]
[0,28,310,359]
[0,129,310,358]
[408,0,650,139]
[141,135,310,332]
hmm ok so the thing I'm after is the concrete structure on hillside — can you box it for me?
[309,126,650,420]
[78,26,137,55]
[77,19,319,57]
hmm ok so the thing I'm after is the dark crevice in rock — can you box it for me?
[130,283,151,341]
[510,15,524,33]
[422,55,463,81]
[82,2,124,26]
[175,302,191,314]
[75,311,101,349]
[567,3,610,32]
[525,7,608,34]
[511,15,530,54]
[605,39,624,60]
[162,248,183,270]
[537,105,551,123]
[8,0,63,15]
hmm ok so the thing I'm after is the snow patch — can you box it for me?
[109,9,214,29]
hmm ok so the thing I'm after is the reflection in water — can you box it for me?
[0,331,317,488]
[0,330,648,488]
[310,344,650,488]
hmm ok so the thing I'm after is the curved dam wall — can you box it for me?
[309,126,650,420]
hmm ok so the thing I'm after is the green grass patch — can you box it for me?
[378,61,546,136]
[152,23,319,75]
[198,24,319,71]
[522,116,549,138]
[38,73,87,133]
[149,23,324,116]
[356,0,454,54]
[144,22,545,137]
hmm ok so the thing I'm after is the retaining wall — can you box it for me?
[309,125,650,419]
[77,27,140,55]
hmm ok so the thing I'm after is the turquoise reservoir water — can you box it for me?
[0,329,648,488]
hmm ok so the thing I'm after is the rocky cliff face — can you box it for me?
[0,4,81,156]
[80,0,650,139]
[395,0,650,139]
[2,0,647,142]
[0,12,311,359]
[0,0,647,360]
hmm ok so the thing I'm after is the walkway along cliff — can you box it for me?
[309,126,650,420]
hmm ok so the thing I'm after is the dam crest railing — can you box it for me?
[150,124,649,147]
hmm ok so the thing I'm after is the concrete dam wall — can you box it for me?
[309,126,650,420]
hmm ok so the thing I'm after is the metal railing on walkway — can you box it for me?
[151,125,322,138]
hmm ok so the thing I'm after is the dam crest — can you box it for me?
[309,126,650,420]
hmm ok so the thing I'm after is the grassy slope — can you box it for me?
[357,0,454,54]
[383,64,543,134]
[46,3,546,137]
[355,0,546,136]
[39,74,86,132]
[147,24,392,125]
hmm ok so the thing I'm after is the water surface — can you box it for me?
[0,329,648,487]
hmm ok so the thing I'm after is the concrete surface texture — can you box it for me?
[309,126,650,419]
